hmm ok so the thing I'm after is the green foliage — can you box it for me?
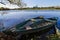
[0,7,10,10]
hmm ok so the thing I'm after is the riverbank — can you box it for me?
[0,7,60,10]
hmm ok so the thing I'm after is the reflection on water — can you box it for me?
[0,10,60,29]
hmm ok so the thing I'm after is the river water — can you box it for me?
[0,10,60,30]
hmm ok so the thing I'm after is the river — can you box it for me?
[0,10,60,30]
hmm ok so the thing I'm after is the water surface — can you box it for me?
[0,10,60,29]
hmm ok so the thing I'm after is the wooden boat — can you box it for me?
[2,16,58,40]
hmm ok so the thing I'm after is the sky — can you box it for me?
[22,0,60,7]
[0,0,60,8]
[0,0,19,8]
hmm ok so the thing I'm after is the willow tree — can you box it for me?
[8,0,26,8]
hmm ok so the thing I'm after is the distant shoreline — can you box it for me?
[0,7,60,10]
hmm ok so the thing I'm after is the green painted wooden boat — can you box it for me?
[3,16,58,35]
